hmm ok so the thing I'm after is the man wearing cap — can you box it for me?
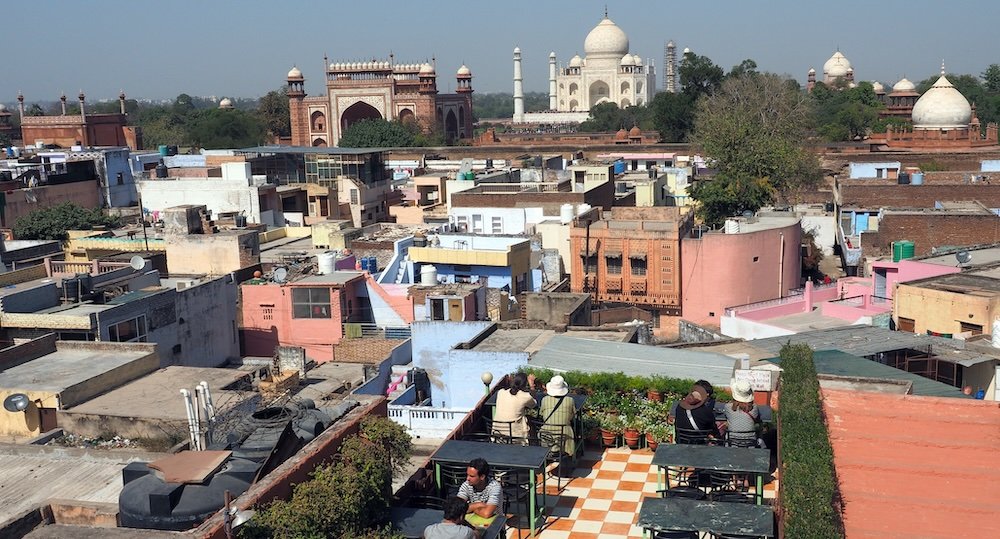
[671,383,719,441]
[538,375,575,458]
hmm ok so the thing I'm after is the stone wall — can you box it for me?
[861,212,1000,257]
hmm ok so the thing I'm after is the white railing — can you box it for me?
[387,405,469,438]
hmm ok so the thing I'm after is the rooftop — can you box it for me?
[822,389,1000,537]
[0,343,154,396]
[235,145,387,156]
[293,271,365,286]
[902,272,1000,295]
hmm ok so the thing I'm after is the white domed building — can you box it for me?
[541,15,655,117]
[806,50,856,92]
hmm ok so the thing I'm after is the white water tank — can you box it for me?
[420,265,438,286]
[316,252,336,275]
[560,204,574,224]
[576,203,592,216]
[724,219,741,234]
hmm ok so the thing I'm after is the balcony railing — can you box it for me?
[342,323,411,340]
[387,405,468,438]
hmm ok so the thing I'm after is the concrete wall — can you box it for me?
[164,231,260,275]
[444,349,527,410]
[2,181,100,229]
[860,213,1000,258]
[894,284,1000,336]
[800,213,837,256]
[449,206,545,235]
[354,339,413,396]
[172,275,239,367]
[849,162,901,178]
[0,283,60,313]
[101,149,137,207]
[720,315,795,340]
[361,278,411,326]
[138,164,280,227]
[524,293,591,326]
[537,220,571,277]
[682,220,802,328]
[410,321,493,407]
[94,289,178,364]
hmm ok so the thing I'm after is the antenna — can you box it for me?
[956,251,972,266]
[3,393,30,413]
[273,267,288,283]
[129,255,145,271]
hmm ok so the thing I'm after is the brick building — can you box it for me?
[860,208,1000,258]
[286,60,473,147]
[16,91,141,149]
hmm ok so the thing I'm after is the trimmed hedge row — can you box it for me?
[778,344,843,538]
[519,366,731,401]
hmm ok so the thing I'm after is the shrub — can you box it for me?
[778,343,843,538]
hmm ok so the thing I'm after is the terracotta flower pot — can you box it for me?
[646,432,658,451]
[623,427,641,449]
[600,428,619,447]
[647,389,663,402]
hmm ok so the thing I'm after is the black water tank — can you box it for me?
[411,368,430,402]
[897,172,910,185]
[824,201,835,212]
[155,160,168,178]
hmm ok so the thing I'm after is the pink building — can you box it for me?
[681,215,803,327]
[240,271,365,362]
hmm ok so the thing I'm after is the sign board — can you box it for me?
[733,369,776,391]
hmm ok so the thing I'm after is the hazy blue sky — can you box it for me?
[5,0,999,103]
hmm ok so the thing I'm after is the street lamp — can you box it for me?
[481,371,493,396]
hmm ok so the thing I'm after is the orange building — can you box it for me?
[16,91,141,149]
[286,59,473,148]
[570,206,692,318]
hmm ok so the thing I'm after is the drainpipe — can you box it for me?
[180,389,198,450]
[778,232,785,297]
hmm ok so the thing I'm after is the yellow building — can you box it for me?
[894,272,1000,337]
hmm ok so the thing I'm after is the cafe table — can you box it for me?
[652,443,771,505]
[637,497,774,538]
[430,439,550,537]
[389,507,507,539]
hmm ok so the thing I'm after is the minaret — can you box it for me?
[664,41,676,93]
[60,92,67,115]
[286,66,307,146]
[119,90,127,115]
[807,68,816,93]
[78,91,86,121]
[16,91,24,121]
[513,46,524,123]
[548,52,557,110]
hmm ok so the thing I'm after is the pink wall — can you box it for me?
[241,278,361,362]
[682,221,802,327]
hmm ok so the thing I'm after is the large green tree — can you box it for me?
[649,91,695,142]
[680,52,724,99]
[812,81,883,140]
[578,102,651,132]
[690,72,821,226]
[13,202,120,240]
[256,88,291,139]
[187,108,267,149]
[338,118,415,147]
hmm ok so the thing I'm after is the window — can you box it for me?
[582,254,597,274]
[897,317,915,333]
[350,189,359,205]
[960,322,983,335]
[261,305,274,321]
[630,257,647,276]
[472,214,484,233]
[753,256,759,262]
[292,287,331,319]
[109,315,148,343]
[456,215,469,232]
[491,216,503,234]
[606,255,622,274]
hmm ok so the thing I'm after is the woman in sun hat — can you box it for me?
[538,375,575,457]
[671,382,720,440]
[722,379,760,446]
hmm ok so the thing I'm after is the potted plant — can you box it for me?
[581,414,601,444]
[646,375,665,402]
[622,414,643,449]
[597,413,623,448]
[645,423,673,451]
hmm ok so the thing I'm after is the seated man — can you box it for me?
[670,383,720,442]
[456,458,501,528]
[423,496,480,539]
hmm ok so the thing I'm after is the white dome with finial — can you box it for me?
[823,51,851,78]
[219,97,233,109]
[569,54,583,67]
[892,78,916,92]
[912,74,972,129]
[419,63,435,75]
[871,81,884,93]
[584,17,629,59]
[287,66,302,78]
[620,54,635,66]
[457,65,471,76]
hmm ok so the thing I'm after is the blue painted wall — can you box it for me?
[411,321,494,407]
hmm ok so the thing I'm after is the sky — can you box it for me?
[4,0,999,104]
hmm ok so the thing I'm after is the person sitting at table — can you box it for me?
[422,496,481,539]
[457,458,502,528]
[721,379,760,447]
[538,375,575,463]
[493,372,537,440]
[671,382,720,442]
[696,379,717,410]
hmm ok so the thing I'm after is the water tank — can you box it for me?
[233,214,247,228]
[910,172,924,185]
[454,171,464,180]
[420,264,438,285]
[158,145,169,157]
[724,219,741,234]
[576,203,592,216]
[897,172,910,185]
[413,232,427,247]
[155,160,168,178]
[559,204,574,224]
[465,171,475,180]
[316,252,336,275]
[892,240,915,262]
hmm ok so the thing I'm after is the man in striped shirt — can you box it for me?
[457,458,501,527]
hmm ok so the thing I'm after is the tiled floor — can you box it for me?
[506,445,779,539]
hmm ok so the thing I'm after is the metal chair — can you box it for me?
[404,495,446,509]
[725,429,759,448]
[674,427,716,445]
[536,422,574,491]
[484,417,525,445]
[497,468,531,539]
[652,531,699,539]
[437,463,467,497]
[707,532,766,539]
[657,464,706,500]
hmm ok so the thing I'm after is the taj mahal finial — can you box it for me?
[604,5,608,18]
[941,60,946,75]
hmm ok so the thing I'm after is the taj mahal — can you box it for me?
[513,14,656,124]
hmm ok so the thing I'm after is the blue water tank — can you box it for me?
[910,172,924,185]
[613,160,625,174]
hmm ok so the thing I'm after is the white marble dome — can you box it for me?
[287,66,302,79]
[218,98,233,109]
[892,78,916,92]
[584,17,629,58]
[912,75,972,129]
[0,103,7,112]
[419,63,435,75]
[871,81,884,93]
[620,54,635,66]
[632,54,642,65]
[824,51,851,78]
[457,65,471,76]
[569,54,583,67]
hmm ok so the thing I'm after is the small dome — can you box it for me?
[808,67,816,74]
[457,65,471,76]
[513,46,521,54]
[287,66,302,78]
[633,54,642,65]
[615,128,628,140]
[892,78,916,92]
[0,103,7,112]
[419,63,435,75]
[620,54,636,66]
[912,75,972,129]
[584,17,629,58]
[549,51,556,58]
[628,126,641,137]
[871,81,885,93]
[219,98,233,109]
[683,47,691,54]
[569,54,583,67]
[824,51,851,78]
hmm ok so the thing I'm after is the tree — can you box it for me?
[25,103,45,116]
[338,118,415,147]
[187,108,267,149]
[680,52,724,99]
[727,59,758,79]
[256,88,291,139]
[649,91,694,142]
[13,202,120,240]
[983,64,1000,93]
[690,72,821,225]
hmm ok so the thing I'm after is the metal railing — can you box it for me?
[387,405,469,438]
[342,323,411,340]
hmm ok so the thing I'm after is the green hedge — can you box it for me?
[519,366,730,402]
[778,344,843,538]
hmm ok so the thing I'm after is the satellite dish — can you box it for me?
[129,255,146,271]
[3,393,30,413]
[273,267,288,283]
[956,251,972,266]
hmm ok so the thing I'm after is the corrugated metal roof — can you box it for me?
[530,335,737,387]
[822,389,1000,537]
[768,350,970,399]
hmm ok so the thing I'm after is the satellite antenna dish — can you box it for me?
[129,255,145,271]
[956,251,972,266]
[273,267,288,283]
[3,393,30,413]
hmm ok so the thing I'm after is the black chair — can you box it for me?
[674,427,716,445]
[497,468,531,539]
[657,464,706,500]
[707,532,765,539]
[708,490,754,504]
[725,429,759,448]
[484,417,526,445]
[652,531,699,539]
[437,463,467,497]
[536,422,574,491]
[404,495,446,509]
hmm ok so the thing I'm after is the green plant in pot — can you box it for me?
[581,414,601,442]
[597,412,623,448]
[622,414,643,449]
[645,423,673,451]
